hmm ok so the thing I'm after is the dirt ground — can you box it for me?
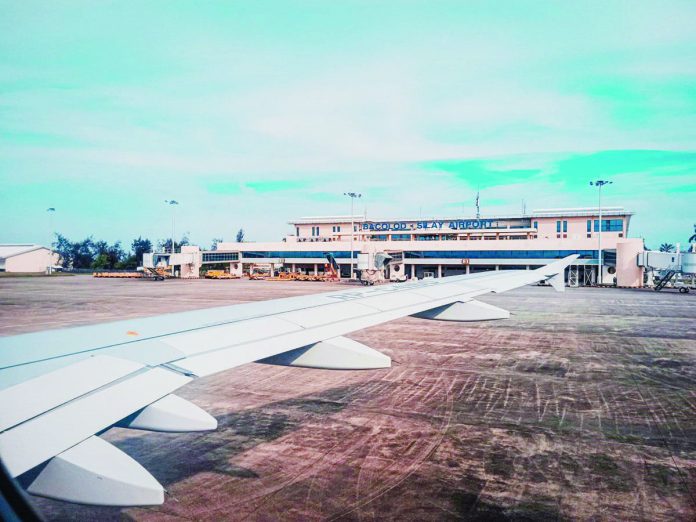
[0,275,694,521]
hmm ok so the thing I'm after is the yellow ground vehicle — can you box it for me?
[204,270,238,279]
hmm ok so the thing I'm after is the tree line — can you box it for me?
[53,228,246,269]
[53,234,161,270]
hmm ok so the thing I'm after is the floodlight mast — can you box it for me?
[165,200,179,255]
[344,192,362,279]
[590,180,612,284]
[46,207,55,274]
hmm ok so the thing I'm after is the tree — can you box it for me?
[72,237,96,268]
[116,237,152,269]
[53,233,129,269]
[688,225,696,244]
[236,228,245,243]
[131,237,152,262]
[659,243,675,253]
[90,241,124,269]
[91,253,110,269]
[93,240,109,258]
[52,234,94,268]
[53,233,74,268]
[211,238,223,250]
[106,242,125,268]
[158,235,190,254]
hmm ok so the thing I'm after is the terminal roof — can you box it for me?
[291,207,632,224]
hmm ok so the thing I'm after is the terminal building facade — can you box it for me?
[173,207,645,287]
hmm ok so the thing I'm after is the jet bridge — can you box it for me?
[142,252,199,278]
[638,250,696,291]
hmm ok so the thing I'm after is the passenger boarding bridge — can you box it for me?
[638,249,696,291]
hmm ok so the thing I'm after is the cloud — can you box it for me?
[1,1,695,247]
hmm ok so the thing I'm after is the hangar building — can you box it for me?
[0,244,55,273]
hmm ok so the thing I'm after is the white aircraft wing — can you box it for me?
[0,255,576,506]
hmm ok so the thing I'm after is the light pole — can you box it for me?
[590,180,612,284]
[344,192,361,279]
[164,200,179,254]
[46,207,55,274]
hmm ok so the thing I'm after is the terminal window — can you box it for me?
[202,252,239,262]
[593,219,623,232]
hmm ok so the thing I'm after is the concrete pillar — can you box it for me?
[466,265,470,274]
[410,264,415,279]
[495,265,500,271]
[291,263,296,272]
[437,265,442,278]
[526,265,530,270]
[313,264,318,276]
[229,262,242,277]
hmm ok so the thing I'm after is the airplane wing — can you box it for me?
[0,255,576,507]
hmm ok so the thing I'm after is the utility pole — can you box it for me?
[344,192,361,279]
[590,180,612,284]
[164,200,179,254]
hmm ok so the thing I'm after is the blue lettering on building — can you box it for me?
[362,219,497,231]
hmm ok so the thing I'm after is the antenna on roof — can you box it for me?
[522,199,526,215]
[475,188,481,221]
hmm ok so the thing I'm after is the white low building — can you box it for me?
[0,244,56,273]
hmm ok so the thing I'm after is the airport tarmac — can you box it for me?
[0,276,694,521]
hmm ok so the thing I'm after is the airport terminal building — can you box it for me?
[170,207,645,287]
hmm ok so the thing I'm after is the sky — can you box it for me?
[1,0,695,250]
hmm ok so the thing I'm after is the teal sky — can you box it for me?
[1,1,695,249]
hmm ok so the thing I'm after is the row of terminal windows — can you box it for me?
[243,251,355,259]
[556,220,568,238]
[300,220,622,239]
[587,219,623,232]
[404,250,598,259]
[241,250,598,260]
[367,233,531,241]
[202,252,239,262]
[305,225,347,236]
